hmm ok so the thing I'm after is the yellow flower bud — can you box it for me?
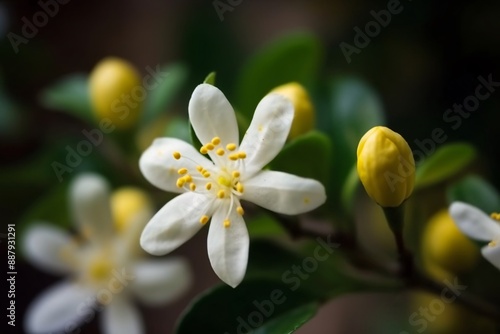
[89,57,142,130]
[357,126,415,207]
[271,82,315,139]
[422,209,479,274]
[111,187,153,233]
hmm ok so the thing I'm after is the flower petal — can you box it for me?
[239,93,293,177]
[140,192,213,256]
[24,281,93,333]
[101,297,143,334]
[139,137,213,193]
[131,257,192,305]
[22,223,74,275]
[481,244,500,270]
[242,170,326,215]
[449,202,500,241]
[189,84,239,151]
[207,203,249,287]
[71,173,113,238]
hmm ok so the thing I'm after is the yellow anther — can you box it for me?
[203,171,211,178]
[490,213,500,221]
[205,183,212,190]
[200,215,209,225]
[218,176,231,187]
[237,206,245,216]
[206,143,215,151]
[200,146,208,154]
[183,175,193,183]
[178,168,188,175]
[224,219,231,228]
[229,153,239,161]
[489,240,497,247]
[238,151,247,159]
[236,182,244,193]
[172,151,181,160]
[212,137,221,145]
[176,178,185,188]
[232,171,240,178]
[190,183,196,191]
[217,190,226,199]
[196,165,203,172]
[226,143,237,151]
[216,148,225,156]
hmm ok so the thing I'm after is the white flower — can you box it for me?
[139,83,327,287]
[23,174,191,334]
[450,201,500,270]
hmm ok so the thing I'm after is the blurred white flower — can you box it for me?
[139,83,326,288]
[450,201,500,270]
[23,173,192,334]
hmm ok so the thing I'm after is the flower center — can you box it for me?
[173,136,247,228]
[488,212,500,247]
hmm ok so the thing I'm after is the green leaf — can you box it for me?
[39,74,93,123]
[322,76,385,216]
[236,32,322,119]
[415,142,476,189]
[189,123,203,152]
[247,213,287,239]
[163,117,191,142]
[340,164,360,214]
[203,71,217,85]
[175,279,317,334]
[252,303,318,334]
[269,131,332,189]
[447,175,500,213]
[142,63,188,125]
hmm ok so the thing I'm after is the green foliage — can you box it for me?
[203,71,217,85]
[39,74,93,123]
[447,175,500,214]
[415,142,476,189]
[269,131,332,189]
[142,63,188,125]
[175,279,317,334]
[236,32,322,119]
[246,213,287,239]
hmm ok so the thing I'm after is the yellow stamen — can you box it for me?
[196,165,203,172]
[236,182,244,193]
[216,148,225,156]
[172,151,181,160]
[200,146,208,154]
[212,137,221,145]
[491,213,500,221]
[229,153,239,161]
[190,183,196,191]
[224,219,231,228]
[183,175,193,183]
[217,190,226,199]
[489,240,497,247]
[205,183,212,190]
[237,206,244,216]
[238,151,247,159]
[200,215,209,225]
[206,143,215,151]
[232,171,240,178]
[203,171,211,178]
[178,168,188,175]
[226,143,237,151]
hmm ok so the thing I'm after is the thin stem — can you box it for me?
[383,205,414,279]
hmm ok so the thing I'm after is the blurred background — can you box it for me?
[1,0,500,333]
